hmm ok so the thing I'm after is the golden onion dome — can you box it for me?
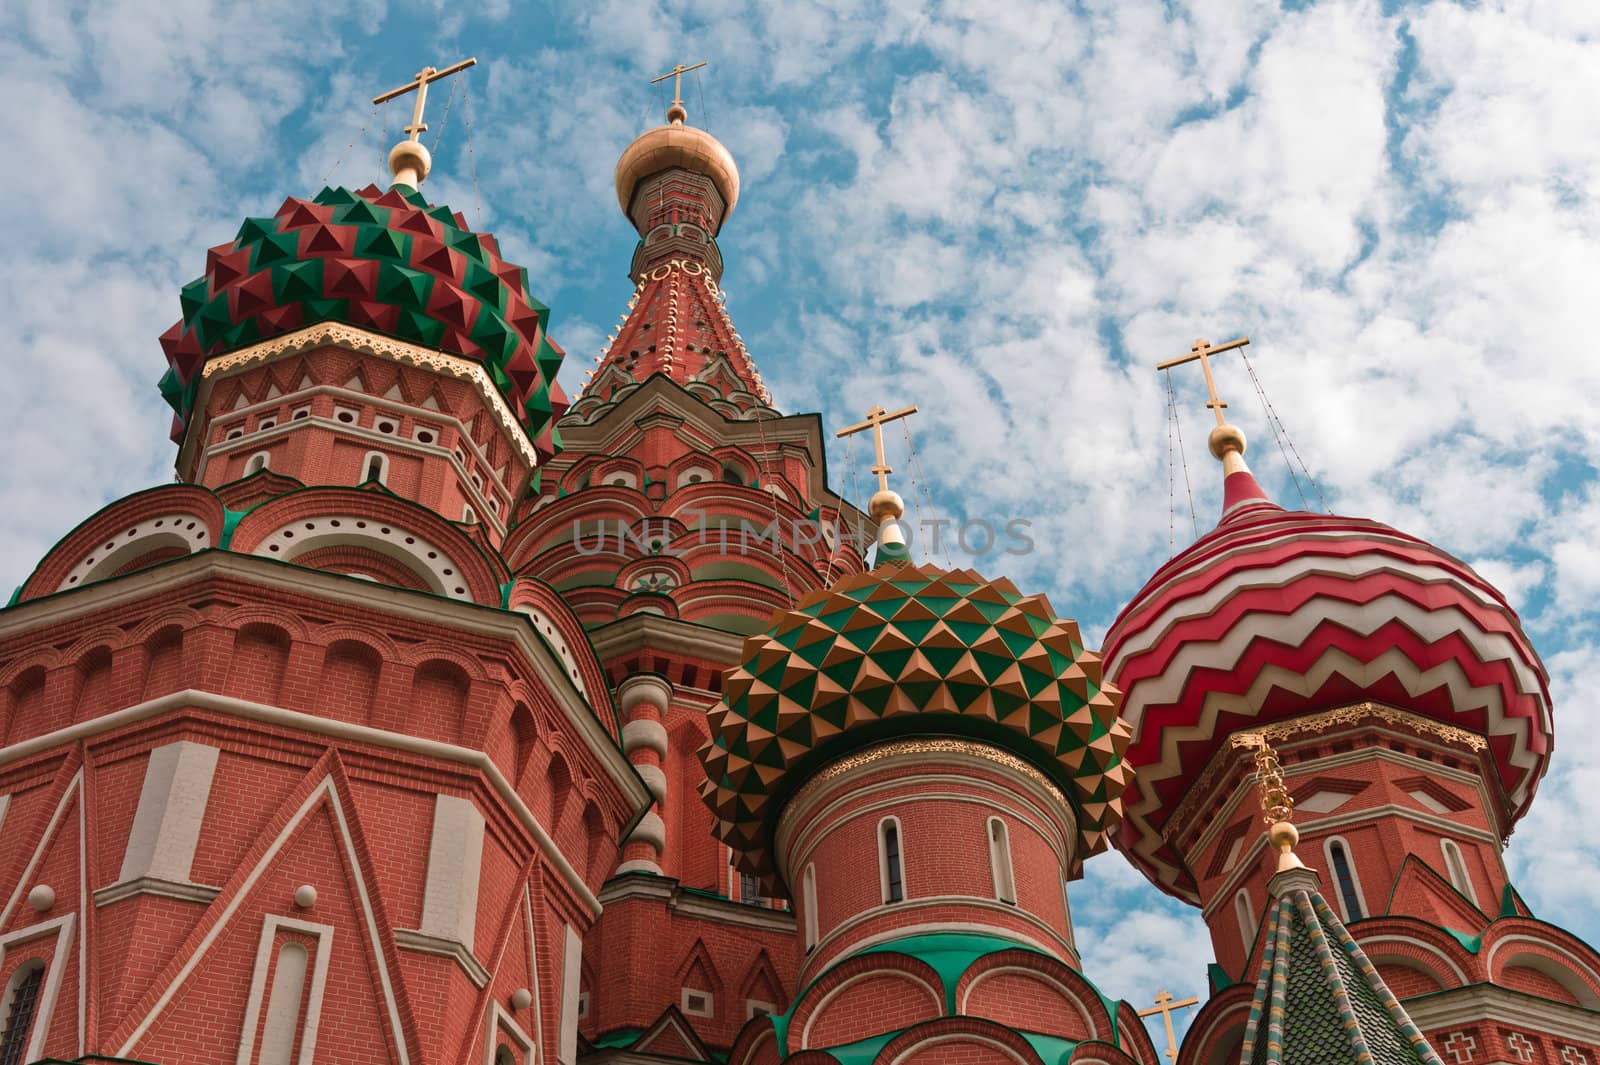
[613,108,740,227]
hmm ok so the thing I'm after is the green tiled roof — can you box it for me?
[1240,880,1445,1065]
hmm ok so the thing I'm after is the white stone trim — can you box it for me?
[627,811,666,851]
[253,514,472,600]
[486,1002,536,1065]
[94,877,220,907]
[802,864,819,951]
[1440,838,1480,908]
[0,914,76,1065]
[634,765,667,802]
[1483,934,1600,1009]
[559,925,582,1065]
[523,887,546,1065]
[616,675,673,716]
[1358,934,1470,985]
[802,907,1070,987]
[393,928,490,988]
[234,915,334,1065]
[60,514,212,591]
[1322,835,1369,922]
[800,967,940,1048]
[1405,983,1600,1040]
[958,965,1098,1038]
[0,772,80,933]
[420,795,487,953]
[621,720,668,758]
[614,859,662,875]
[888,1033,1032,1065]
[1234,888,1257,953]
[119,740,220,884]
[514,605,588,697]
[1,690,605,918]
[120,777,410,1063]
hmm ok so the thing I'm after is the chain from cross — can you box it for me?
[1137,989,1198,1061]
[1442,1031,1478,1064]
[650,60,708,110]
[1155,336,1250,428]
[1506,1032,1537,1062]
[836,404,919,494]
[373,57,477,142]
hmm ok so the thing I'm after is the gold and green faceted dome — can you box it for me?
[699,563,1133,886]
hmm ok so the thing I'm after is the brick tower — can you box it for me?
[695,539,1163,1065]
[1101,352,1600,1064]
[0,67,649,1065]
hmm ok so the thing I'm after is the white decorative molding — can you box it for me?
[393,928,491,988]
[627,811,666,851]
[254,514,473,600]
[0,914,76,1065]
[234,915,334,1065]
[94,877,220,907]
[60,515,212,591]
[634,765,667,802]
[119,741,220,884]
[616,674,673,717]
[559,925,582,1065]
[120,777,410,1064]
[1407,984,1600,1041]
[420,795,487,952]
[621,720,668,758]
[485,1002,535,1065]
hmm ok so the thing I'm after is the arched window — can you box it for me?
[462,504,478,525]
[0,961,47,1064]
[1441,839,1479,907]
[245,451,271,475]
[988,818,1017,904]
[721,465,744,485]
[802,863,819,951]
[1324,837,1366,921]
[1235,888,1257,952]
[361,451,388,485]
[495,1047,516,1065]
[878,818,905,904]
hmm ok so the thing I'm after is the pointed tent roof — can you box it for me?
[1240,869,1443,1065]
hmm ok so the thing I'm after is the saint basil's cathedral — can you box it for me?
[0,58,1594,1065]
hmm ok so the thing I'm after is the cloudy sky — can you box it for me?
[3,0,1598,1048]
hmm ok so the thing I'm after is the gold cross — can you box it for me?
[836,404,919,493]
[650,60,708,110]
[373,57,477,141]
[1138,989,1200,1060]
[1155,336,1250,427]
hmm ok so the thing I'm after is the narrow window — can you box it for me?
[496,1048,516,1065]
[739,872,764,907]
[1441,839,1479,907]
[258,416,277,431]
[362,452,388,485]
[802,863,819,951]
[0,962,46,1065]
[245,451,271,475]
[879,818,905,904]
[1325,837,1365,921]
[988,818,1017,904]
[1234,889,1257,952]
[722,465,743,485]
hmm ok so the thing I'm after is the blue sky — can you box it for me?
[3,0,1598,1049]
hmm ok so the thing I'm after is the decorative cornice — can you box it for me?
[93,877,221,907]
[1170,702,1490,843]
[597,873,798,934]
[785,738,1060,819]
[194,323,537,466]
[1403,982,1600,1040]
[393,927,491,987]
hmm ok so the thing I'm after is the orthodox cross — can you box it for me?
[650,60,708,111]
[836,404,919,493]
[1137,989,1199,1060]
[373,57,478,140]
[1155,336,1250,427]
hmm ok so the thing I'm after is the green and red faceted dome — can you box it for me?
[158,183,568,458]
[699,563,1132,887]
[1101,467,1554,903]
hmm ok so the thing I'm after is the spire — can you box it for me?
[835,403,918,570]
[1236,734,1443,1065]
[372,57,477,189]
[1156,336,1279,523]
[583,66,770,411]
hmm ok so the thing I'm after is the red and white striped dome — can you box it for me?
[1102,461,1553,904]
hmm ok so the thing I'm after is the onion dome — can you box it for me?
[156,182,568,460]
[614,109,739,228]
[1102,432,1553,903]
[699,563,1132,886]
